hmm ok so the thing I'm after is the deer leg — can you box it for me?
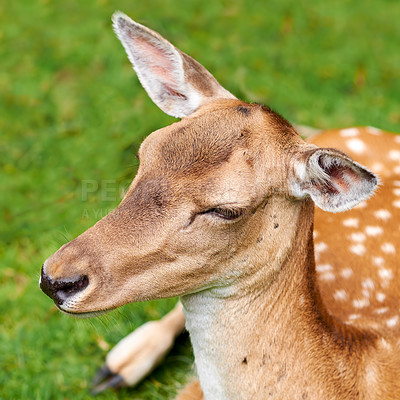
[92,302,186,394]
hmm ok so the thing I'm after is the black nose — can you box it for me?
[40,265,89,306]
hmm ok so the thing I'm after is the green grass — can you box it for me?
[1,0,399,399]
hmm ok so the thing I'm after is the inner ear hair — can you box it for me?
[293,147,378,213]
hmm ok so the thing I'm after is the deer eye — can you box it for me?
[200,207,245,221]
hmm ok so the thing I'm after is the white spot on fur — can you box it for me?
[354,201,367,209]
[375,307,389,315]
[374,209,391,221]
[389,150,400,162]
[386,315,399,328]
[348,314,361,320]
[340,128,359,137]
[349,232,366,242]
[367,126,382,135]
[376,292,386,302]
[395,135,400,144]
[393,200,400,208]
[378,268,393,281]
[346,138,366,154]
[319,272,336,281]
[361,289,371,298]
[381,243,396,254]
[372,256,385,267]
[394,188,400,196]
[365,226,384,236]
[334,290,348,301]
[394,180,400,187]
[315,242,328,253]
[394,166,400,175]
[316,264,333,273]
[353,298,370,308]
[362,278,375,291]
[343,218,359,228]
[371,162,384,173]
[341,268,353,279]
[350,243,366,256]
[313,231,319,239]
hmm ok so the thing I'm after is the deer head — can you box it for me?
[40,12,377,316]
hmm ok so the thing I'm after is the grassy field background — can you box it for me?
[1,0,399,399]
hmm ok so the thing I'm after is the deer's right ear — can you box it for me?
[291,147,378,213]
[112,12,236,118]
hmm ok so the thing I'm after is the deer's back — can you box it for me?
[311,127,400,335]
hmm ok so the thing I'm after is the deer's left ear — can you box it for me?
[112,12,236,118]
[291,148,378,212]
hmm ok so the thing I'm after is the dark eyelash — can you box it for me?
[200,207,244,220]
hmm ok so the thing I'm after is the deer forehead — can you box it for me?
[138,100,302,186]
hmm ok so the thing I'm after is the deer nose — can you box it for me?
[40,265,89,306]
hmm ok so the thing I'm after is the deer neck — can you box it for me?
[181,198,373,400]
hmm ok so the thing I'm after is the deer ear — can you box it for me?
[112,12,236,118]
[291,148,378,212]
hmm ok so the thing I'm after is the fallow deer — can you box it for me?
[40,12,400,400]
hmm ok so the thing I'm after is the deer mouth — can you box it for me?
[58,306,112,319]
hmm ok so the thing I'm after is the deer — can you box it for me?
[39,11,400,400]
